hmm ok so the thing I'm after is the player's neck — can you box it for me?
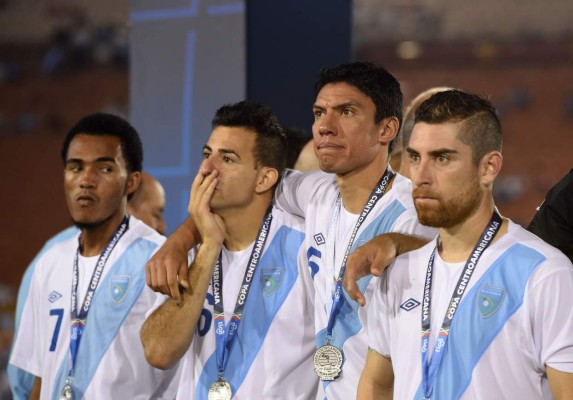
[221,195,273,252]
[336,152,393,214]
[437,200,507,263]
[79,209,127,257]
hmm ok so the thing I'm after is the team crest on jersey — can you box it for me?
[110,275,130,303]
[260,267,285,296]
[400,298,420,312]
[48,291,62,303]
[314,233,325,246]
[477,284,506,318]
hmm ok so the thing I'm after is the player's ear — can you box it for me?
[479,150,503,188]
[255,167,279,194]
[379,117,399,146]
[126,171,141,197]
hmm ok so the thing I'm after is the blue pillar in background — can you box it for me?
[129,0,351,233]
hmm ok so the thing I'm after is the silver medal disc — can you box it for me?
[313,344,343,380]
[60,382,73,400]
[208,379,232,400]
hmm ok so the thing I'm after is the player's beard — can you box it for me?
[71,182,129,231]
[73,212,116,231]
[414,178,483,228]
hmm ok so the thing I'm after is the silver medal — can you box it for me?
[313,344,343,380]
[60,378,73,400]
[208,378,232,400]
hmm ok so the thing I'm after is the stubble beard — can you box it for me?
[415,180,483,228]
[72,212,116,231]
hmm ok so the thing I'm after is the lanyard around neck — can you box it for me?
[211,206,273,378]
[421,211,502,399]
[68,214,130,377]
[325,168,395,341]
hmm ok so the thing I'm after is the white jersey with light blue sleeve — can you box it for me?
[8,226,78,400]
[170,207,318,399]
[369,221,573,399]
[275,169,436,400]
[9,217,180,399]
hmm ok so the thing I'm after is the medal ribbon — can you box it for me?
[68,215,129,378]
[325,168,395,342]
[211,206,273,378]
[421,211,502,399]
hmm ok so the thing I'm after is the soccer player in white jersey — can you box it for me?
[9,113,180,399]
[351,90,573,399]
[7,171,168,399]
[141,101,317,399]
[271,62,436,399]
[144,63,436,399]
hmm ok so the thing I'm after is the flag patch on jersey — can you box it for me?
[260,267,285,296]
[400,298,420,312]
[314,233,325,246]
[48,291,62,303]
[477,284,506,318]
[110,275,130,303]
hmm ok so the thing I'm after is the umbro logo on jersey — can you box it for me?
[314,233,325,246]
[400,298,420,312]
[48,291,62,303]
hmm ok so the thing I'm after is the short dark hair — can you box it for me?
[212,101,287,175]
[61,112,143,173]
[314,62,403,153]
[415,89,502,164]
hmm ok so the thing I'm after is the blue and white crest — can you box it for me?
[477,284,506,318]
[110,275,130,303]
[260,267,285,297]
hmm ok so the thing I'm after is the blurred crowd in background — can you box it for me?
[1,1,573,398]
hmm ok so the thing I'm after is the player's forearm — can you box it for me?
[29,377,41,400]
[390,232,429,256]
[141,297,195,369]
[357,349,394,400]
[357,374,393,400]
[170,215,201,250]
[141,242,219,369]
[547,366,573,400]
